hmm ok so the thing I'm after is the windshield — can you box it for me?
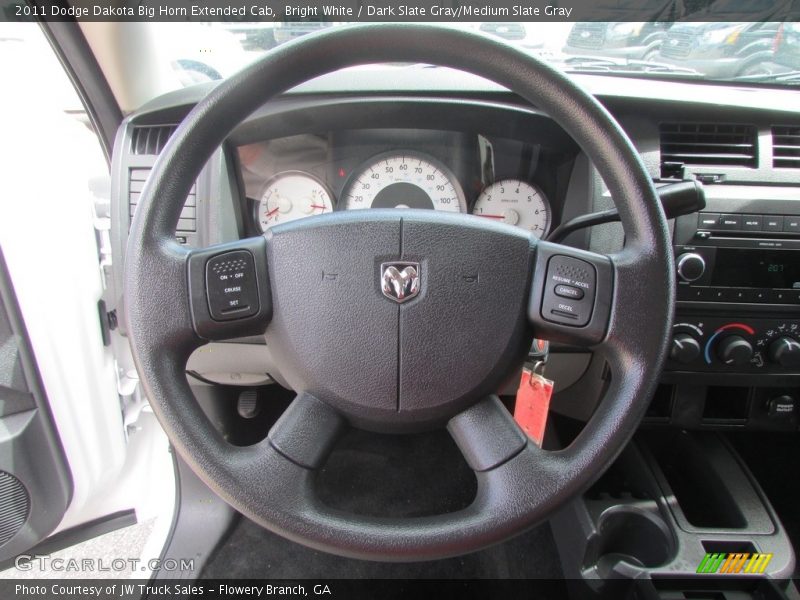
[157,17,799,91]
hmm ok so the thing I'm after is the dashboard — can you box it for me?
[237,129,560,238]
[109,69,800,433]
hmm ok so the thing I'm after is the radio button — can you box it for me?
[712,288,732,301]
[718,214,742,230]
[770,290,792,304]
[729,289,751,302]
[752,289,769,303]
[697,213,720,229]
[763,216,784,232]
[783,217,800,233]
[676,253,706,282]
[742,215,763,231]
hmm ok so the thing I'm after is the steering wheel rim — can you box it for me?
[125,24,674,561]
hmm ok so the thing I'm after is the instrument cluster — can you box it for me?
[237,130,560,239]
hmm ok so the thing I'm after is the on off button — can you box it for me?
[205,250,260,321]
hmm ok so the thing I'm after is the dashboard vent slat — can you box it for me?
[130,125,177,155]
[772,126,800,169]
[660,123,757,168]
[128,167,198,234]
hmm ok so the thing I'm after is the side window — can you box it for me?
[0,22,107,209]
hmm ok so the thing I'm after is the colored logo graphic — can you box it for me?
[697,552,773,574]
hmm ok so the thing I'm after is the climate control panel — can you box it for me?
[667,317,800,373]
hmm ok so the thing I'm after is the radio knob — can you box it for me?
[670,333,701,364]
[717,335,754,366]
[676,253,706,282]
[768,337,800,368]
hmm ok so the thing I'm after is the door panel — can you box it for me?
[0,247,72,561]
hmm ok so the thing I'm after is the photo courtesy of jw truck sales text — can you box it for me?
[0,0,798,598]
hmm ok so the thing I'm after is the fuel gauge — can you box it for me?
[257,171,333,231]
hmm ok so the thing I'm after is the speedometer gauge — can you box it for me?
[257,171,333,231]
[473,180,551,238]
[342,152,466,212]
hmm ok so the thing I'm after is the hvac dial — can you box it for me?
[473,180,551,238]
[256,171,333,231]
[341,152,466,212]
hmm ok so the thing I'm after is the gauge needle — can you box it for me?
[266,207,279,219]
[476,214,504,219]
[310,204,327,210]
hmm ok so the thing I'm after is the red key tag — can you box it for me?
[513,368,554,447]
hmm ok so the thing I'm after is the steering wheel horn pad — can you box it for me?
[125,24,673,561]
[262,210,534,431]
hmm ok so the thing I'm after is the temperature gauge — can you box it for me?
[257,171,333,231]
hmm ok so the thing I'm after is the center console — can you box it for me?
[552,430,796,599]
[654,195,800,432]
[550,191,800,598]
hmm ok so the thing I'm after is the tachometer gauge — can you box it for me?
[257,171,333,231]
[473,180,551,238]
[342,152,466,212]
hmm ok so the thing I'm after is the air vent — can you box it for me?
[128,168,197,235]
[130,125,177,155]
[660,123,757,168]
[772,126,800,169]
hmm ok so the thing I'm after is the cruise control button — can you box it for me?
[554,284,585,300]
[541,255,596,327]
[206,250,259,321]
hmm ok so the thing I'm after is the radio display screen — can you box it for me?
[713,249,800,289]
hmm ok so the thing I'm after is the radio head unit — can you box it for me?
[674,209,800,306]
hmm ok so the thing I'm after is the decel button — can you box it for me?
[205,250,259,321]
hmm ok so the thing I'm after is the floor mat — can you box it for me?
[202,516,564,580]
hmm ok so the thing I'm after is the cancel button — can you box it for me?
[554,284,585,300]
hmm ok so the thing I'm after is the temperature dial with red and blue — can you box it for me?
[704,323,755,366]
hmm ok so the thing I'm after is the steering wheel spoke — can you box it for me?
[186,236,272,340]
[447,395,527,472]
[528,240,615,348]
[268,392,347,469]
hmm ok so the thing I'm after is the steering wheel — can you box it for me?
[125,24,674,561]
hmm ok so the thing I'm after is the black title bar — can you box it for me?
[4,0,800,22]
